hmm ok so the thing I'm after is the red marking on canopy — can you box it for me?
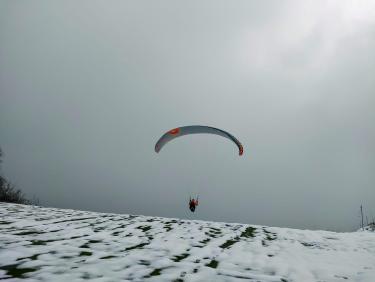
[239,145,244,156]
[168,128,180,135]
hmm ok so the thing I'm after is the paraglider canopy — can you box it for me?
[155,125,243,156]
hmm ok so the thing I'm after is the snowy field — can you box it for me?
[0,203,374,282]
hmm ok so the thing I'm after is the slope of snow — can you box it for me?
[0,202,374,282]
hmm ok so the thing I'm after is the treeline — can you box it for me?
[0,147,37,205]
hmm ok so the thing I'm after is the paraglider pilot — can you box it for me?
[189,196,199,212]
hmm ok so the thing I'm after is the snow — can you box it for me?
[0,202,374,281]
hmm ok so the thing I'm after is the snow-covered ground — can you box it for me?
[0,203,374,282]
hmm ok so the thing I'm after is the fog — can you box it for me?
[1,1,374,231]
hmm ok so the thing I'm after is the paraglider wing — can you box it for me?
[154,125,243,156]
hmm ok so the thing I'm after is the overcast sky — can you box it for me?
[1,1,374,231]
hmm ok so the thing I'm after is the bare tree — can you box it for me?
[0,181,31,204]
[0,146,38,205]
